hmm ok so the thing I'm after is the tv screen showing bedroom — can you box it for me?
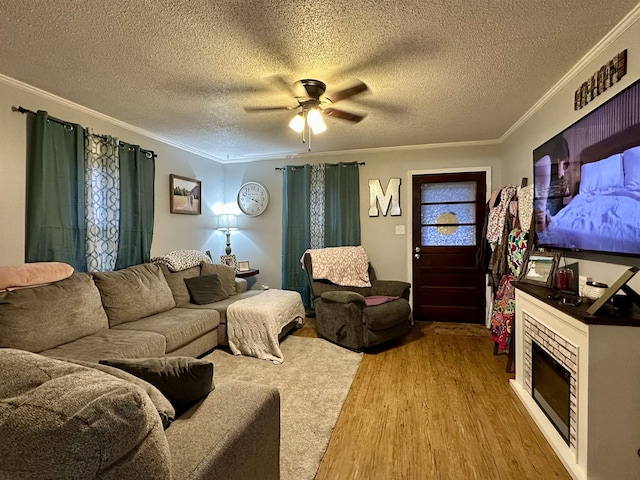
[534,78,640,256]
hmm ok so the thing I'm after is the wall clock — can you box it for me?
[237,181,269,216]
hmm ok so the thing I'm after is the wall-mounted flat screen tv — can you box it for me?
[534,78,640,256]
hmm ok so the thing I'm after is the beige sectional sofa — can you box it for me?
[0,261,262,362]
[0,261,280,480]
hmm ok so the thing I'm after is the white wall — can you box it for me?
[501,10,640,290]
[0,77,226,267]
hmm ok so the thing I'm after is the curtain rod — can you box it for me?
[275,161,365,171]
[12,105,157,158]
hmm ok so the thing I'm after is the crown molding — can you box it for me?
[500,3,640,142]
[1,73,225,163]
[224,138,501,164]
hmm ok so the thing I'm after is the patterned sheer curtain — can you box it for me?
[85,132,120,272]
[282,161,361,306]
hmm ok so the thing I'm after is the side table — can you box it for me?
[236,268,259,278]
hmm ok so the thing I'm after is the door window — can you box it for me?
[420,181,477,246]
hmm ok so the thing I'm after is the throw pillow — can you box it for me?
[99,357,215,415]
[184,274,229,305]
[200,261,237,295]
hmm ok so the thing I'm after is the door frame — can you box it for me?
[405,166,492,304]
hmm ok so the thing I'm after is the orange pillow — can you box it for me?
[0,262,74,290]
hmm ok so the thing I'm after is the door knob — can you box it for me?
[414,246,420,253]
[414,253,420,260]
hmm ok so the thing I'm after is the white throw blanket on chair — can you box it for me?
[302,246,371,287]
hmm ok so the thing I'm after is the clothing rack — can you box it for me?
[489,176,530,373]
[12,106,157,158]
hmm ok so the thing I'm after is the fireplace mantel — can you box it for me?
[511,285,640,480]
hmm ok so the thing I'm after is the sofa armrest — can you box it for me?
[320,290,366,307]
[234,278,247,294]
[166,380,280,480]
[370,280,411,300]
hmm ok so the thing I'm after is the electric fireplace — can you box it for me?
[531,341,571,445]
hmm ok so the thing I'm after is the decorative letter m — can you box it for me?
[368,178,401,216]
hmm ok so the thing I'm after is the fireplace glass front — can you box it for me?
[532,341,571,444]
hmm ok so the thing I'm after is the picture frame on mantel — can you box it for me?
[170,174,201,215]
[519,251,560,288]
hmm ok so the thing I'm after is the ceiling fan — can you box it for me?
[243,78,368,147]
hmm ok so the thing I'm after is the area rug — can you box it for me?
[205,336,362,480]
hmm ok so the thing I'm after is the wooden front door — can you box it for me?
[412,171,486,323]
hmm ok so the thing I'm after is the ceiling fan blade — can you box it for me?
[243,105,296,112]
[268,75,298,97]
[323,108,366,123]
[267,75,309,99]
[326,81,368,103]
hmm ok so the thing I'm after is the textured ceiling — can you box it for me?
[1,1,638,161]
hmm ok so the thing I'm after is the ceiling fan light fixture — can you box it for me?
[307,108,327,134]
[288,112,305,133]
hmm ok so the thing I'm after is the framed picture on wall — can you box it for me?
[170,174,201,215]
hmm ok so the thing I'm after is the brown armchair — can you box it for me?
[303,252,411,351]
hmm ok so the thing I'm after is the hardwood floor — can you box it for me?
[293,319,572,480]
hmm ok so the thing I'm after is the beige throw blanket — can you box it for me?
[150,249,211,272]
[302,246,371,287]
[227,289,305,364]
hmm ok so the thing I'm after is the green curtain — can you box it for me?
[282,162,361,307]
[115,142,155,270]
[324,162,361,247]
[25,111,87,271]
[282,165,311,305]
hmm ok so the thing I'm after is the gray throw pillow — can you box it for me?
[200,261,237,295]
[184,274,229,305]
[99,357,215,415]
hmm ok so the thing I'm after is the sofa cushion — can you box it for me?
[100,357,215,415]
[0,272,108,352]
[92,263,176,326]
[158,263,202,307]
[363,298,412,331]
[185,274,230,305]
[0,349,172,479]
[201,261,237,295]
[112,307,219,352]
[181,290,264,324]
[39,329,166,363]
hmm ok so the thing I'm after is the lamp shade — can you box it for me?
[217,213,238,230]
[288,112,305,133]
[307,109,327,134]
